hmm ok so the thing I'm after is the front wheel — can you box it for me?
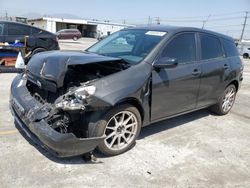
[73,36,78,41]
[92,104,141,156]
[210,84,237,115]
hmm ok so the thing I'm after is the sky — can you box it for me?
[0,0,250,38]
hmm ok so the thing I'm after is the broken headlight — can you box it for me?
[74,85,96,100]
[55,85,96,111]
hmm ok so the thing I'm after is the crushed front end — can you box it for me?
[9,51,131,157]
[10,73,105,157]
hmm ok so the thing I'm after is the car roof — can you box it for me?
[125,25,234,42]
[0,21,55,35]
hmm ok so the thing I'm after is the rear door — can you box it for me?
[151,32,201,121]
[196,33,231,108]
[5,23,31,43]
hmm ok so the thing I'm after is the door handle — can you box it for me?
[224,64,229,69]
[192,69,201,76]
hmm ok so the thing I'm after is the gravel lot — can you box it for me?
[0,38,250,188]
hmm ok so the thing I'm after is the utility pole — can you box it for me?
[240,11,248,41]
[148,16,151,25]
[202,14,211,29]
[5,11,8,21]
[155,17,160,25]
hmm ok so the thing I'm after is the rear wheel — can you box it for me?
[243,53,249,59]
[73,36,78,41]
[210,84,236,115]
[92,104,141,156]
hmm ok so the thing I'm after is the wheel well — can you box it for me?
[116,98,144,122]
[32,47,46,52]
[227,80,239,92]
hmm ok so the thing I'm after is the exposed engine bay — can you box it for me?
[26,59,130,137]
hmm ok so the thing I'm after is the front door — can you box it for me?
[151,33,201,121]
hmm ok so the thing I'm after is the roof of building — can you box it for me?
[28,17,134,27]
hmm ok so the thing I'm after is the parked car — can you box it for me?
[0,21,59,61]
[237,42,250,59]
[10,26,243,157]
[56,29,82,41]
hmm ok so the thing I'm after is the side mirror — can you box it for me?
[153,57,178,69]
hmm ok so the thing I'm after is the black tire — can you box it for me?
[243,53,249,59]
[73,36,78,41]
[91,104,142,156]
[210,84,237,115]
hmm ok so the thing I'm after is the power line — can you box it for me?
[206,24,243,28]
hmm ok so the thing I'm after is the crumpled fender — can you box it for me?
[88,61,152,108]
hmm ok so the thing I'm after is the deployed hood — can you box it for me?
[27,51,122,88]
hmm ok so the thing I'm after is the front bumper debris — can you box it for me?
[10,74,105,157]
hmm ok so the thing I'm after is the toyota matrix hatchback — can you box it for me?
[10,26,243,157]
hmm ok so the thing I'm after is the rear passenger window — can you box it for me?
[223,39,239,57]
[8,23,31,36]
[0,23,4,35]
[32,28,42,35]
[200,34,223,60]
[162,33,196,63]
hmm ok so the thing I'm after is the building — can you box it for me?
[28,17,134,38]
[0,16,27,23]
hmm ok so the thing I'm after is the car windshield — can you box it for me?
[87,29,166,65]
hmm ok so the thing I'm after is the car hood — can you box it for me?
[27,50,122,88]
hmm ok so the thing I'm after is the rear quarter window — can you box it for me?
[223,39,239,57]
[8,23,31,35]
[32,27,42,35]
[200,34,223,60]
[0,23,4,35]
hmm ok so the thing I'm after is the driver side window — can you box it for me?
[161,33,196,64]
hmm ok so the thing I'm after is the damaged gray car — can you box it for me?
[10,26,243,157]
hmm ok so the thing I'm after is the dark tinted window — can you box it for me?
[0,23,4,35]
[223,39,239,57]
[32,27,42,35]
[8,23,31,35]
[200,34,223,60]
[162,33,196,63]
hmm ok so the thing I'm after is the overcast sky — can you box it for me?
[0,0,250,38]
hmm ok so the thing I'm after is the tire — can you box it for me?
[73,36,78,41]
[243,53,249,59]
[210,84,237,115]
[91,104,142,156]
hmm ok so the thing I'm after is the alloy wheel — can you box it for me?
[104,111,138,151]
[222,87,236,112]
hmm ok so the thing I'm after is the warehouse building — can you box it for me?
[28,17,134,38]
